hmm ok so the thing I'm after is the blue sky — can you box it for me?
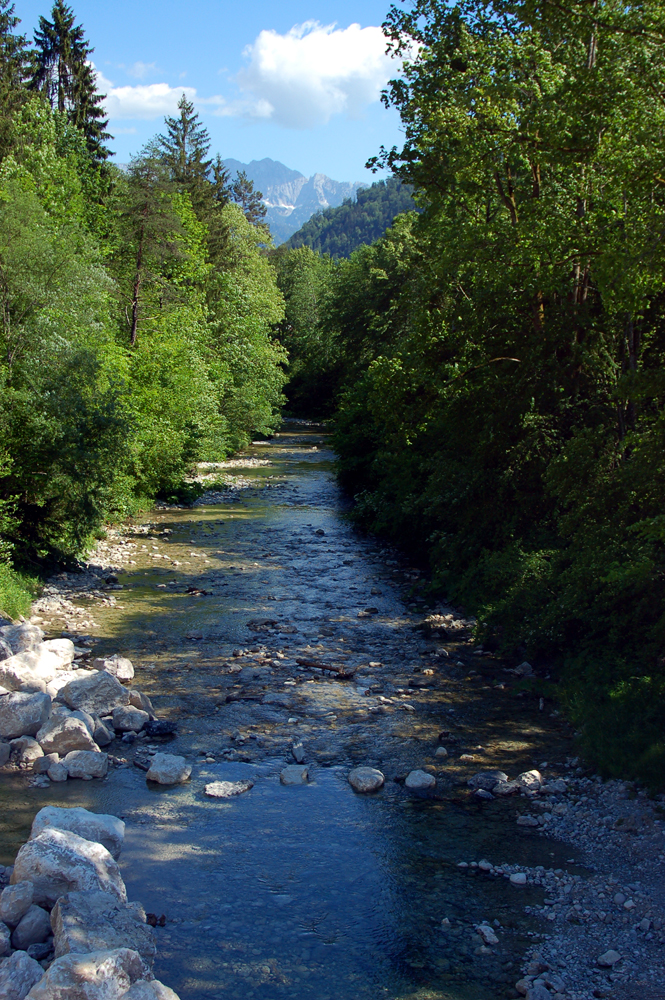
[15,1,406,182]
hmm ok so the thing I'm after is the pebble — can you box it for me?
[597,949,622,967]
[510,873,527,886]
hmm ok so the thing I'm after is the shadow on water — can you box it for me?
[0,424,583,999]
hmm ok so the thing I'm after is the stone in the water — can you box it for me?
[477,923,499,945]
[0,881,34,925]
[291,742,305,763]
[597,949,622,967]
[51,890,156,964]
[30,806,125,860]
[0,949,44,1000]
[91,654,134,681]
[145,752,191,785]
[405,769,436,791]
[61,670,129,716]
[24,946,150,999]
[204,780,254,798]
[36,715,97,755]
[63,750,108,779]
[435,746,448,758]
[262,692,291,707]
[112,705,149,732]
[516,814,539,827]
[280,764,308,785]
[11,828,127,907]
[468,770,508,791]
[509,872,527,886]
[0,692,51,739]
[348,766,384,793]
[11,903,52,950]
[143,719,177,737]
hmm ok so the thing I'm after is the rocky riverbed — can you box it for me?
[1,423,664,1000]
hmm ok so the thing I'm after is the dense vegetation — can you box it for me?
[284,177,415,258]
[273,0,665,787]
[0,1,285,617]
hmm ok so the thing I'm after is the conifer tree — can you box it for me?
[230,169,267,228]
[0,1,30,158]
[30,0,111,161]
[157,94,212,212]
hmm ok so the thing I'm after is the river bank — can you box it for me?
[1,424,664,1000]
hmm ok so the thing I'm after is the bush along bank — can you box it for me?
[279,0,665,788]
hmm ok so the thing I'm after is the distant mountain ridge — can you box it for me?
[222,158,364,244]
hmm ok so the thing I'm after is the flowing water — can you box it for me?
[0,424,581,1000]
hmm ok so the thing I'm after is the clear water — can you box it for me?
[0,425,580,1000]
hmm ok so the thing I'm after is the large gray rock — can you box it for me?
[0,638,12,661]
[0,741,10,766]
[0,881,34,925]
[468,770,509,791]
[48,761,68,782]
[61,671,129,716]
[31,807,125,860]
[112,706,148,733]
[11,828,126,907]
[128,691,154,716]
[92,654,134,681]
[33,752,60,774]
[145,752,191,785]
[280,764,309,785]
[25,947,150,999]
[11,903,52,950]
[348,766,384,793]
[52,891,155,964]
[36,716,98,755]
[0,693,51,739]
[42,639,75,666]
[46,669,94,700]
[123,982,181,1000]
[0,648,63,686]
[0,950,44,1000]
[3,623,44,653]
[92,716,113,747]
[63,750,107,779]
[516,769,542,791]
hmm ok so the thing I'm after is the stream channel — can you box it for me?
[0,423,582,1000]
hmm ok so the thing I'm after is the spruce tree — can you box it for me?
[157,94,212,212]
[30,0,111,161]
[230,170,267,228]
[0,1,30,158]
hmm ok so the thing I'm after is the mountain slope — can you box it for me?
[284,178,417,257]
[222,158,364,243]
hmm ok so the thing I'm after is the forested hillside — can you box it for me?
[273,0,665,786]
[284,177,415,257]
[0,1,285,615]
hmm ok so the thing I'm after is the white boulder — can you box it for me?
[92,654,134,681]
[0,881,34,925]
[63,750,107,779]
[0,693,51,739]
[25,947,150,999]
[52,891,156,964]
[348,766,384,793]
[37,716,97,755]
[11,827,127,907]
[517,769,542,791]
[11,736,44,764]
[3,623,44,653]
[31,807,125,859]
[124,983,181,1000]
[0,950,44,1000]
[46,670,94,699]
[42,638,75,665]
[405,769,436,791]
[61,671,129,716]
[145,753,191,785]
[48,762,69,782]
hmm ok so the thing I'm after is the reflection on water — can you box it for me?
[0,425,578,999]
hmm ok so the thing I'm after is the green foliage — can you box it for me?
[286,177,416,258]
[317,0,665,786]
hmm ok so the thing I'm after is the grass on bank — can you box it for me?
[0,562,40,621]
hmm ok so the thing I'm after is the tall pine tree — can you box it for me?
[30,0,111,161]
[0,1,30,157]
[157,94,212,213]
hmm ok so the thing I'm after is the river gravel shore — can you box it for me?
[6,426,664,1000]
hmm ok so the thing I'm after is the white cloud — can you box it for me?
[94,66,224,121]
[222,21,397,129]
[126,61,158,80]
